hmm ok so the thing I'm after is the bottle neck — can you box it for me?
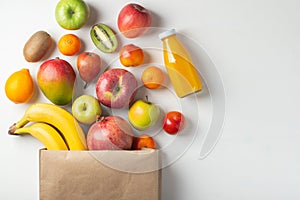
[162,33,176,41]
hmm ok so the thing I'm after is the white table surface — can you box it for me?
[1,0,300,199]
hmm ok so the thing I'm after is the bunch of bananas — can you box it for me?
[8,103,87,150]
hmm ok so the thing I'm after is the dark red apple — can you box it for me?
[87,116,133,150]
[77,52,102,88]
[117,3,152,38]
[96,68,138,109]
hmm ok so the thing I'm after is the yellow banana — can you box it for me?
[9,103,87,150]
[12,122,68,150]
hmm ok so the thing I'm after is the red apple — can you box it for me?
[96,68,138,109]
[162,111,185,134]
[87,116,133,150]
[117,3,152,38]
[77,52,102,88]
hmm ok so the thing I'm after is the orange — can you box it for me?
[132,134,156,150]
[58,34,81,56]
[5,68,34,104]
[141,66,165,89]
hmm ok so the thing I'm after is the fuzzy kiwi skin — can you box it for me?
[23,31,52,62]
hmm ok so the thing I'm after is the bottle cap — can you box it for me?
[159,29,176,40]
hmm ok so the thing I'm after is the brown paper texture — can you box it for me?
[39,149,161,200]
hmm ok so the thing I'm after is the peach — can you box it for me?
[141,66,165,89]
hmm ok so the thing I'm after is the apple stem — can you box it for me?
[96,115,104,122]
[68,10,75,16]
[84,82,88,89]
[145,95,149,103]
[83,103,87,111]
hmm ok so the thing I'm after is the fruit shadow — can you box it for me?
[143,50,152,65]
[161,166,182,200]
[150,10,162,28]
[27,81,41,104]
[85,3,101,27]
[78,38,87,54]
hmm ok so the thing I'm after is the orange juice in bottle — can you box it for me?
[159,29,202,98]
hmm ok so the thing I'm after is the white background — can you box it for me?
[1,0,300,199]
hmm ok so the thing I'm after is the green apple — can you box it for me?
[55,0,89,30]
[72,94,102,125]
[128,99,160,130]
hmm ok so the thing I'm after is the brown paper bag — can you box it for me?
[39,149,161,200]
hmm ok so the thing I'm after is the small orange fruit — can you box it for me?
[58,34,81,56]
[132,134,156,150]
[141,66,165,89]
[5,68,34,104]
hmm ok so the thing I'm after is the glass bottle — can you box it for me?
[159,29,202,98]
